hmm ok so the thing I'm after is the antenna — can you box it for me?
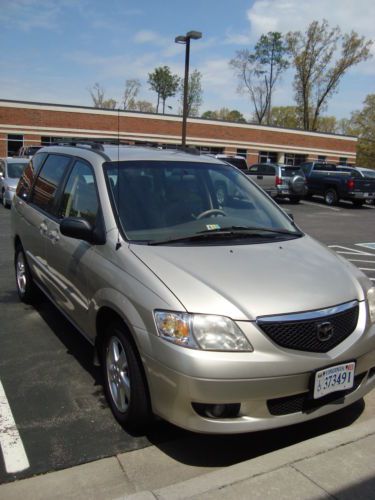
[116,107,122,250]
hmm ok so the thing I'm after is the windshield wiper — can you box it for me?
[198,225,303,236]
[149,226,303,245]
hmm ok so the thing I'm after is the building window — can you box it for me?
[236,148,247,158]
[7,134,23,156]
[318,155,326,161]
[284,153,307,166]
[258,151,277,163]
[339,157,348,165]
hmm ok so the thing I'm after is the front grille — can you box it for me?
[267,372,365,416]
[257,304,359,353]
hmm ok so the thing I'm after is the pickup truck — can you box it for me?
[300,162,375,206]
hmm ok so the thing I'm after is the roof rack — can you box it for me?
[50,141,105,151]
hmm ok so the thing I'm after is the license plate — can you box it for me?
[364,193,369,197]
[313,362,355,399]
[281,190,289,194]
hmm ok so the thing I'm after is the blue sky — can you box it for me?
[0,0,374,120]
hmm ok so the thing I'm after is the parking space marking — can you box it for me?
[301,200,341,211]
[356,243,375,250]
[328,245,375,256]
[346,259,375,263]
[0,380,29,474]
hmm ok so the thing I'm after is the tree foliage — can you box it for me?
[287,20,373,131]
[340,94,375,167]
[179,69,203,117]
[148,66,180,113]
[230,32,289,124]
[201,108,246,123]
[269,106,339,132]
[89,83,117,109]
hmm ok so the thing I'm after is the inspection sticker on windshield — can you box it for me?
[313,362,355,399]
[206,224,221,230]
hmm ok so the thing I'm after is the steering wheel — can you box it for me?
[196,209,227,220]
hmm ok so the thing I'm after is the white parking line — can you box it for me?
[359,268,375,272]
[356,243,375,250]
[301,200,341,211]
[0,380,29,473]
[328,245,375,256]
[348,259,375,263]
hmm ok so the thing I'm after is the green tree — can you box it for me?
[179,69,203,117]
[287,20,372,131]
[201,108,246,123]
[340,94,375,167]
[230,32,289,124]
[148,66,180,114]
[89,83,117,109]
[269,106,302,128]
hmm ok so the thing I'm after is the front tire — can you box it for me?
[324,189,338,206]
[289,196,300,204]
[15,245,39,303]
[102,320,151,434]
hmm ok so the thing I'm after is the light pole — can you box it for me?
[175,30,202,148]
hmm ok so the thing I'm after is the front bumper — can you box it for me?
[140,304,375,433]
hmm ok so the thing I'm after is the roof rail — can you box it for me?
[178,146,200,156]
[50,141,105,151]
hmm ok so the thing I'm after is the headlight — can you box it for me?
[368,288,375,323]
[154,311,253,351]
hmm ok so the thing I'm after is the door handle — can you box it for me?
[39,222,48,235]
[48,230,60,244]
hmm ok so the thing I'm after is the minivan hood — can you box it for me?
[130,236,365,320]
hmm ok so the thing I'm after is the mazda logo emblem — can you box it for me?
[316,322,334,342]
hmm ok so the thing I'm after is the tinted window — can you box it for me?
[30,154,71,213]
[7,162,27,179]
[313,163,336,172]
[223,157,248,170]
[16,153,47,200]
[59,160,99,225]
[281,166,304,177]
[258,164,275,175]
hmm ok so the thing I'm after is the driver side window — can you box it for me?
[59,160,99,226]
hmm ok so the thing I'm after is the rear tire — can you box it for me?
[101,320,151,434]
[15,245,39,303]
[324,189,338,206]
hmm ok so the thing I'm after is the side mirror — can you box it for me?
[286,212,294,221]
[60,217,104,244]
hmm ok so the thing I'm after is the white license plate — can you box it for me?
[364,193,369,197]
[313,362,355,399]
[281,190,289,194]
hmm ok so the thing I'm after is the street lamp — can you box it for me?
[175,30,202,148]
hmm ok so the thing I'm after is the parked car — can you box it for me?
[300,162,375,206]
[247,163,307,203]
[0,157,29,208]
[215,154,248,171]
[11,143,375,434]
[17,145,43,158]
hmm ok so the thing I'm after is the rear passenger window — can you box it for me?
[30,154,71,213]
[16,153,47,200]
[59,160,99,226]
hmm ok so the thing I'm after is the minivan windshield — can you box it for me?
[104,161,302,244]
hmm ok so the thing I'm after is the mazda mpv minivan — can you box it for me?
[11,143,375,434]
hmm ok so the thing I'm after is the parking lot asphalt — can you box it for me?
[0,198,374,485]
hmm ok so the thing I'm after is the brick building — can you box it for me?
[0,99,357,165]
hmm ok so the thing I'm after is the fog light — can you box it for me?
[192,403,241,419]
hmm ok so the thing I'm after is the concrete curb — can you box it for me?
[123,417,375,499]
